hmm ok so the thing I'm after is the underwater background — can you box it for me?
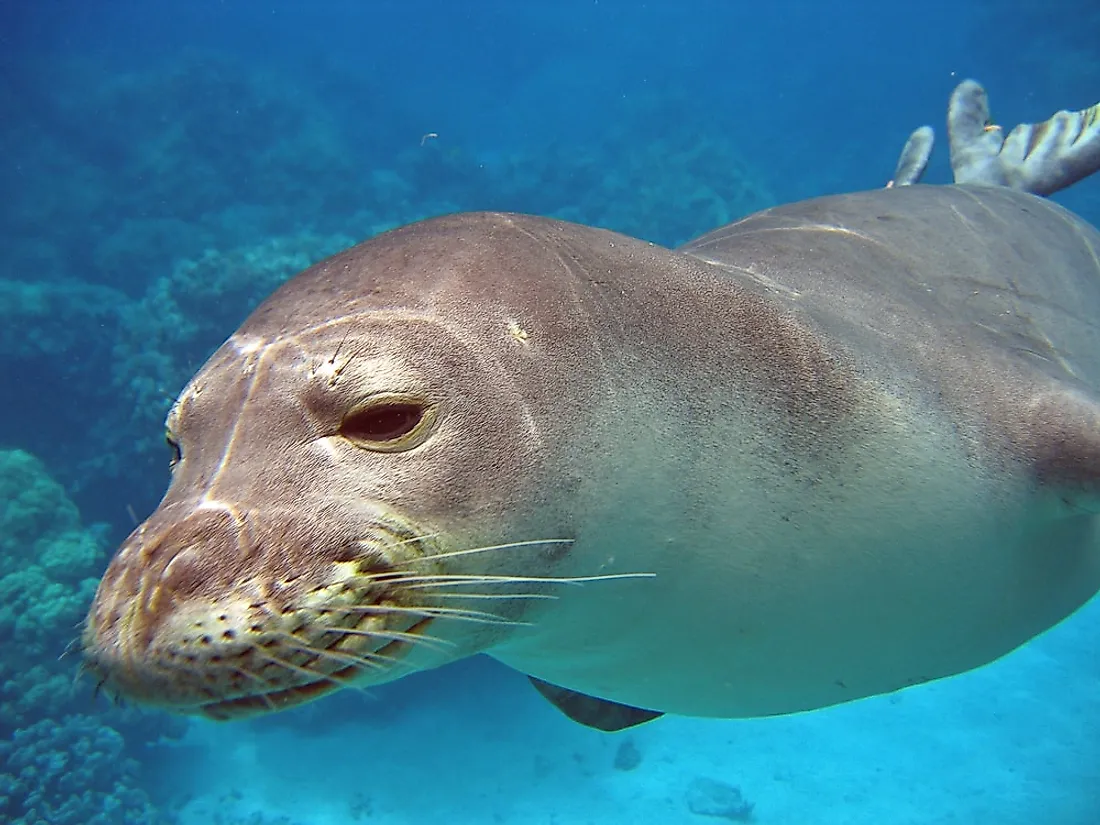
[1,1,1098,823]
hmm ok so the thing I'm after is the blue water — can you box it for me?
[1,1,1098,823]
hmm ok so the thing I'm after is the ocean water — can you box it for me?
[1,1,1099,824]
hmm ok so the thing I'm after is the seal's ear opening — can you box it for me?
[340,393,437,452]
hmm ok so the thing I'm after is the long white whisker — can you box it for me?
[322,625,455,654]
[393,571,654,588]
[272,630,393,673]
[319,603,530,627]
[412,538,575,565]
[249,644,362,691]
[228,665,279,711]
[423,591,560,601]
[354,532,442,553]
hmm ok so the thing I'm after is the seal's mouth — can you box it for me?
[83,507,594,719]
[191,613,439,721]
[82,516,461,720]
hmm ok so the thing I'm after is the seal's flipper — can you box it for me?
[1000,104,1100,195]
[888,125,934,187]
[949,78,1100,195]
[946,80,1004,187]
[528,676,663,731]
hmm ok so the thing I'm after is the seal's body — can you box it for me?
[83,85,1100,728]
[494,185,1100,719]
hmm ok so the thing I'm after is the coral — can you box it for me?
[0,450,104,661]
[90,232,353,500]
[0,715,173,825]
[0,279,122,360]
[0,281,125,479]
[0,48,779,536]
[0,449,85,567]
[2,53,368,294]
[562,129,774,246]
[0,449,184,821]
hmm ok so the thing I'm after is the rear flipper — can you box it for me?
[948,79,1100,195]
[887,125,934,187]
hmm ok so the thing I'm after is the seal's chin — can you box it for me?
[195,656,352,720]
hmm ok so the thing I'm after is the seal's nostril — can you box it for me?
[160,548,206,598]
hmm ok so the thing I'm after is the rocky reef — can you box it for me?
[0,450,184,824]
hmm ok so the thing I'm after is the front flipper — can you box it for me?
[528,676,664,731]
[948,78,1100,195]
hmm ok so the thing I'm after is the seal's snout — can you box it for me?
[82,508,261,711]
[82,503,447,720]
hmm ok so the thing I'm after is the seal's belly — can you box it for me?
[490,402,1100,718]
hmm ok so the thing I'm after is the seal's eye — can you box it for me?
[346,403,421,440]
[340,395,436,452]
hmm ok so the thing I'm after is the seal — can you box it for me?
[83,81,1100,730]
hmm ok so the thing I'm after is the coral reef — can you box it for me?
[0,48,776,822]
[0,51,777,534]
[0,449,104,669]
[2,53,365,296]
[0,450,183,821]
[0,715,173,825]
[0,11,1095,823]
[96,232,353,500]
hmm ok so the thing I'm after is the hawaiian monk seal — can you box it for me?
[83,81,1100,730]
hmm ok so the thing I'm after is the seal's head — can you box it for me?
[82,212,644,719]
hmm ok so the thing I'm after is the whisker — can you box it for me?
[60,637,81,662]
[393,571,655,589]
[418,591,559,601]
[321,625,455,654]
[330,326,352,363]
[249,644,362,692]
[273,629,405,674]
[412,538,575,565]
[271,633,385,675]
[320,642,404,671]
[228,666,279,712]
[319,602,530,627]
[385,532,443,548]
[353,531,443,559]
